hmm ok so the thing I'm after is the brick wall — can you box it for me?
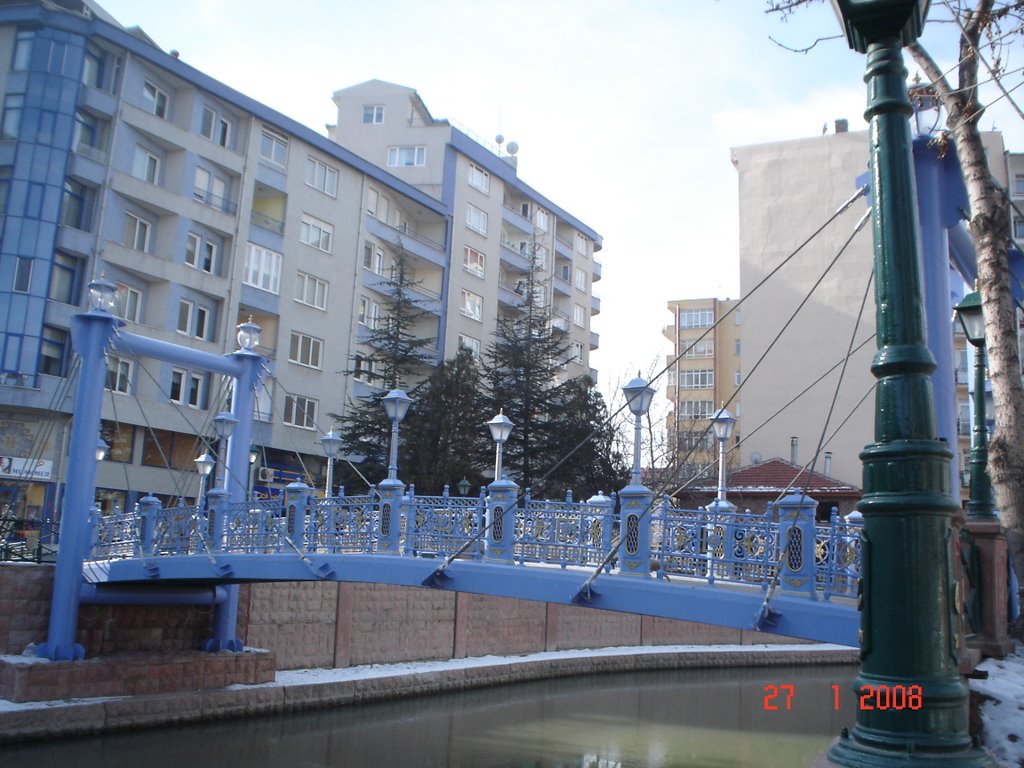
[1,564,806,672]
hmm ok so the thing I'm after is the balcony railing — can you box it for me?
[251,210,285,234]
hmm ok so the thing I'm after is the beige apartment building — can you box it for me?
[329,80,603,383]
[730,121,1012,501]
[662,297,741,487]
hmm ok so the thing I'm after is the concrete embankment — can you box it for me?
[0,644,858,743]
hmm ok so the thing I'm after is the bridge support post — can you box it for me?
[617,483,652,577]
[37,295,119,661]
[137,494,160,558]
[485,479,518,563]
[206,489,228,552]
[377,480,403,554]
[284,481,312,550]
[587,491,614,573]
[826,2,994,765]
[774,491,817,600]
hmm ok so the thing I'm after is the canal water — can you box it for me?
[1,663,857,767]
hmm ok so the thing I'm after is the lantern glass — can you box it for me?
[87,278,117,313]
[212,412,237,440]
[954,290,985,346]
[236,319,262,351]
[320,429,343,459]
[487,411,514,444]
[622,376,655,417]
[95,438,109,462]
[710,407,737,441]
[194,452,215,477]
[381,389,413,423]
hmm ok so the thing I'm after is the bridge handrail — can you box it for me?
[403,493,485,558]
[517,491,614,569]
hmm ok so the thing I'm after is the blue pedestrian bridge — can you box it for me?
[83,483,861,646]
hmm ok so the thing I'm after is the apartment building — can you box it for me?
[329,80,603,380]
[662,297,740,484]
[731,118,1011,497]
[0,1,453,520]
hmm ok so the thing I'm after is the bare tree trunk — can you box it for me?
[910,5,1024,634]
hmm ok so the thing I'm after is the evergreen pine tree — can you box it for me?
[402,348,490,494]
[484,243,573,495]
[336,251,435,486]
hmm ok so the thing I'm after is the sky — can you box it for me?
[93,0,1024,409]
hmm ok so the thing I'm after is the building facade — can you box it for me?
[731,119,1011,500]
[662,297,741,489]
[0,3,603,525]
[329,80,603,382]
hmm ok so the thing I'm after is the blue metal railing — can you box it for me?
[86,486,862,602]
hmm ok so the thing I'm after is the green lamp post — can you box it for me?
[954,289,997,521]
[828,1,994,765]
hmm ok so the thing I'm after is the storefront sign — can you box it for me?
[0,457,53,480]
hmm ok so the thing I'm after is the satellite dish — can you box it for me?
[495,134,504,146]
[751,452,762,465]
[506,141,519,155]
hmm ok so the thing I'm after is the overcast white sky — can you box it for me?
[94,0,1024,408]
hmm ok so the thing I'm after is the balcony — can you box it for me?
[498,280,526,310]
[592,259,603,282]
[589,330,600,350]
[554,236,573,259]
[251,210,284,234]
[502,204,533,235]
[591,293,601,315]
[361,270,442,316]
[499,240,532,273]
[193,187,238,216]
[366,214,445,268]
[551,310,570,333]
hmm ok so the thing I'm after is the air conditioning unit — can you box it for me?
[257,467,276,483]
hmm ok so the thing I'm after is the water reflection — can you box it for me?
[1,663,856,767]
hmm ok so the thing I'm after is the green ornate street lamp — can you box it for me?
[954,289,997,521]
[828,1,994,765]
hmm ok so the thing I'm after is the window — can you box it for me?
[132,146,161,184]
[124,212,152,252]
[463,246,485,277]
[141,429,198,471]
[201,106,232,147]
[353,354,375,383]
[363,241,385,274]
[461,289,483,321]
[574,267,587,291]
[13,257,31,293]
[305,156,338,196]
[177,300,210,340]
[106,355,133,394]
[300,214,332,252]
[283,394,318,429]
[259,128,288,166]
[185,232,217,274]
[468,164,489,193]
[735,338,741,355]
[1014,174,1024,196]
[169,369,185,403]
[61,178,93,230]
[358,297,381,329]
[679,431,715,451]
[735,370,742,386]
[679,400,714,419]
[176,300,192,334]
[363,105,384,124]
[187,372,204,408]
[142,80,168,118]
[466,204,487,235]
[49,252,80,304]
[678,308,713,328]
[458,334,481,357]
[73,110,106,160]
[12,30,32,70]
[682,339,714,358]
[0,166,9,214]
[535,209,549,232]
[534,245,548,270]
[571,341,584,363]
[82,45,104,89]
[244,244,282,294]
[573,304,586,327]
[289,332,323,369]
[387,145,426,167]
[574,232,589,255]
[295,271,328,310]
[2,94,24,141]
[1015,217,1024,240]
[679,369,714,389]
[113,283,141,323]
[40,326,67,377]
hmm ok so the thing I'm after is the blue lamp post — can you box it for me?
[381,389,412,482]
[709,405,736,510]
[212,411,237,490]
[621,375,655,486]
[485,409,516,563]
[487,410,514,481]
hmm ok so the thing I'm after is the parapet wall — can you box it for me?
[1,564,806,672]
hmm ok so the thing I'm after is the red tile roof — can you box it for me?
[692,457,860,495]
